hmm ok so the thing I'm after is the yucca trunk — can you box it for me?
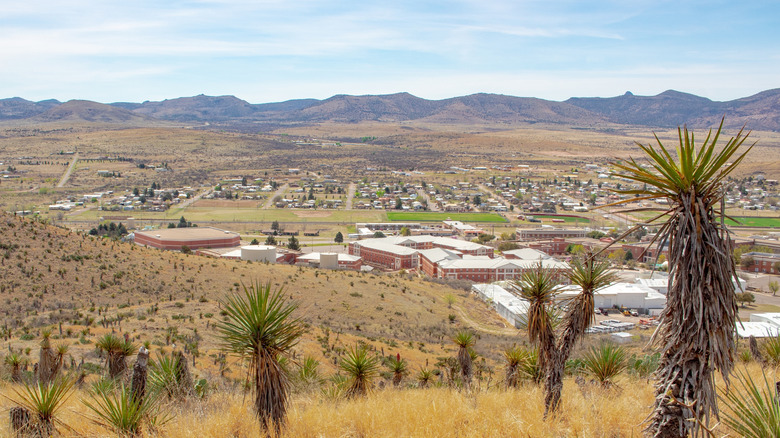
[37,343,59,385]
[649,191,737,437]
[457,346,472,390]
[107,351,127,379]
[255,349,289,435]
[505,364,518,388]
[546,289,595,415]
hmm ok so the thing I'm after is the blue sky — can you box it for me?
[2,0,777,104]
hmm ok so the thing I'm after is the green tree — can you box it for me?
[769,280,779,297]
[610,119,752,436]
[217,281,303,435]
[399,227,411,236]
[287,235,300,251]
[265,235,277,246]
[250,238,259,245]
[334,232,344,243]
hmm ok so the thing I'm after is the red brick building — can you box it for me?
[134,227,240,251]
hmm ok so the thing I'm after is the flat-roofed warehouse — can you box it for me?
[134,227,240,250]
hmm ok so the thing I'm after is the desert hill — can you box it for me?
[0,212,518,373]
[32,100,160,125]
[566,89,780,131]
[3,89,780,130]
[0,97,61,120]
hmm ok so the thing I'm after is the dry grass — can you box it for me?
[0,378,654,437]
[2,363,768,437]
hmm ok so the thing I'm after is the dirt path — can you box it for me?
[56,152,79,188]
[452,303,519,336]
[346,182,356,210]
[263,183,288,209]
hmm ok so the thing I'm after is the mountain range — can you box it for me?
[2,89,779,131]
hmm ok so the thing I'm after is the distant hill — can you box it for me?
[33,100,157,124]
[3,89,780,130]
[566,89,780,130]
[122,94,259,122]
[0,97,61,120]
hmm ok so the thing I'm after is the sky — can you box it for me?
[1,0,778,104]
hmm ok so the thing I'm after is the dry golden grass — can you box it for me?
[0,378,655,437]
[1,363,770,438]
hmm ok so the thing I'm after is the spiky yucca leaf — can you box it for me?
[504,345,527,388]
[416,367,434,388]
[581,343,627,386]
[339,344,380,398]
[607,118,752,437]
[719,368,780,438]
[83,382,167,436]
[217,280,303,434]
[6,377,74,435]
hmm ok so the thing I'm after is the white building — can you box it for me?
[472,284,529,328]
[557,282,666,312]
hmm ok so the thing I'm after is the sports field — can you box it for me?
[726,216,780,228]
[530,214,591,224]
[386,211,507,222]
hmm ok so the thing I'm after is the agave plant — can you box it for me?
[453,331,475,390]
[339,344,380,398]
[83,382,167,437]
[580,343,627,387]
[217,280,304,435]
[609,119,753,436]
[719,368,780,438]
[6,377,74,436]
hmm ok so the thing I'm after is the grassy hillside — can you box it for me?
[0,212,521,378]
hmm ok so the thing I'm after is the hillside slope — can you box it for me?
[0,213,518,373]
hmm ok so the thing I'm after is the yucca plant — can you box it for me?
[96,333,137,379]
[148,353,189,400]
[416,367,434,388]
[295,356,322,389]
[83,382,166,437]
[763,334,780,367]
[217,280,304,435]
[580,343,627,387]
[719,368,780,438]
[453,331,475,390]
[340,344,380,398]
[503,345,527,388]
[544,255,616,414]
[608,119,753,436]
[517,347,543,384]
[5,377,74,436]
[5,352,24,382]
[386,354,408,387]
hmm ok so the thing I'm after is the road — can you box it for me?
[345,182,356,210]
[262,183,288,209]
[56,152,79,188]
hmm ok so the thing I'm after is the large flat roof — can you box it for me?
[135,227,239,241]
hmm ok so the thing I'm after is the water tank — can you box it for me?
[320,252,338,269]
[241,245,276,263]
[127,217,135,229]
